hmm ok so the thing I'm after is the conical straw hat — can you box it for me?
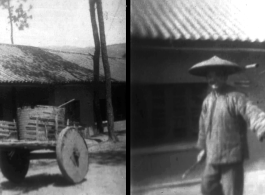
[189,56,242,76]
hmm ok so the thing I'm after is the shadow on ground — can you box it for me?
[115,130,126,135]
[132,179,201,195]
[29,160,57,170]
[1,173,86,193]
[89,151,126,165]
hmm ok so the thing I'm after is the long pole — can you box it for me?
[96,0,118,142]
[89,0,104,134]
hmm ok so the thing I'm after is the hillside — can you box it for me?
[43,43,126,82]
[43,43,126,58]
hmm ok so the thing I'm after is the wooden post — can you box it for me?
[96,0,118,142]
[89,0,104,134]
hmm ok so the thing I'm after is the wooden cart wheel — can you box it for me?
[0,149,30,183]
[56,126,89,183]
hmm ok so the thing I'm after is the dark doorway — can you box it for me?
[99,99,107,121]
[65,100,80,123]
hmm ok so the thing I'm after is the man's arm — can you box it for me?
[235,94,265,141]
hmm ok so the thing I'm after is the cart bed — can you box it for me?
[0,140,56,150]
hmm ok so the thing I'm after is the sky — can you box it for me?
[0,0,126,48]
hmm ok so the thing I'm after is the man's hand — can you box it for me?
[197,149,206,163]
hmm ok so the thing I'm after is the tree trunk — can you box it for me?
[7,0,14,44]
[96,0,118,142]
[89,0,104,134]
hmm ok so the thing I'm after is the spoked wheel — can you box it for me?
[0,149,30,183]
[56,126,89,184]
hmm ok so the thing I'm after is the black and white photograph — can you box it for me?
[131,0,265,194]
[0,0,126,194]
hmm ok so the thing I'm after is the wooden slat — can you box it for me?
[25,130,46,134]
[22,136,37,140]
[25,126,55,130]
[26,123,54,127]
[0,124,16,128]
[23,123,36,127]
[29,117,64,123]
[27,122,64,127]
[25,131,46,135]
[26,123,64,129]
[0,129,10,132]
[0,140,56,149]
[22,129,41,133]
[0,123,14,126]
[0,130,10,134]
[0,121,16,125]
[0,125,16,129]
[43,112,53,114]
[4,126,16,129]
[25,131,38,135]
[24,135,47,140]
[23,132,47,137]
[20,116,64,122]
[24,131,55,135]
[29,119,56,122]
[25,127,37,130]
[27,122,55,126]
[24,132,38,136]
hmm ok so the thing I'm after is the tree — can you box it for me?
[96,0,118,142]
[0,0,33,44]
[89,0,118,142]
[89,0,104,134]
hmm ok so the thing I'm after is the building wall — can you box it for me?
[0,84,126,132]
[54,85,94,127]
[0,86,51,121]
[0,87,14,121]
[131,47,265,85]
[131,83,207,146]
[112,84,126,121]
[131,47,265,165]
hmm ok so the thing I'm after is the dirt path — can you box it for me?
[0,132,126,195]
[132,170,265,195]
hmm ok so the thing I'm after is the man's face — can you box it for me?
[206,70,227,90]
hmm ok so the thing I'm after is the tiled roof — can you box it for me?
[0,44,125,84]
[131,0,265,42]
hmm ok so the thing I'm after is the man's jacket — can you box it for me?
[197,84,265,164]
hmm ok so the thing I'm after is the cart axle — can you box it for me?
[29,152,56,160]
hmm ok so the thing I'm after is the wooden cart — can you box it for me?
[0,104,89,184]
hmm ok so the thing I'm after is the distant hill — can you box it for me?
[43,43,126,82]
[43,43,126,58]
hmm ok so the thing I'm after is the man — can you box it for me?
[189,56,265,195]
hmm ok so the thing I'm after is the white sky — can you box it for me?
[0,0,126,48]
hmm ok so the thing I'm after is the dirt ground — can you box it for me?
[132,170,265,195]
[0,131,126,195]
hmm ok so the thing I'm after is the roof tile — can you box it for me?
[0,44,126,84]
[131,0,265,42]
